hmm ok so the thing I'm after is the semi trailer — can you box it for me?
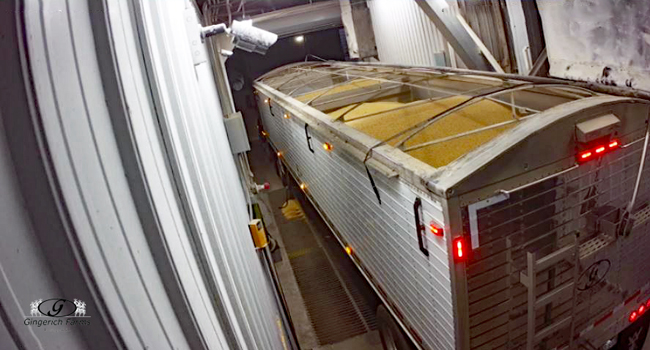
[254,61,650,350]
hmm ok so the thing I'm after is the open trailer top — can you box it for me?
[254,61,650,350]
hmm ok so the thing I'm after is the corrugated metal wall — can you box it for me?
[367,0,515,72]
[136,2,287,349]
[367,0,458,67]
[457,0,514,72]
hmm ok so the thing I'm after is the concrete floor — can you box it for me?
[249,139,381,350]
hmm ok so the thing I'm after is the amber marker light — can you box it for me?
[429,222,444,237]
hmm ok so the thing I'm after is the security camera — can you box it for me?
[201,20,278,55]
[230,20,278,55]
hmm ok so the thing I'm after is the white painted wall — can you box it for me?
[538,0,650,91]
[367,0,459,67]
[0,113,88,349]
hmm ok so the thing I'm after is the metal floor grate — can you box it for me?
[291,251,369,344]
[268,189,378,346]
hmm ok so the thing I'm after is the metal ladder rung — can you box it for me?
[522,235,579,350]
[536,244,575,271]
[536,282,574,309]
[534,316,572,343]
[519,244,575,288]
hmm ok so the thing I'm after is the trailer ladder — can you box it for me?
[519,234,579,350]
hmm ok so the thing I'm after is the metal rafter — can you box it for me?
[283,66,357,95]
[303,71,397,105]
[299,67,543,119]
[263,61,324,85]
[341,87,540,124]
[414,0,492,71]
[313,75,435,109]
[392,83,594,149]
[292,67,476,102]
[403,116,530,152]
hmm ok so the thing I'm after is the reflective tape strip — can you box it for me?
[558,285,650,348]
[582,285,649,336]
[467,193,508,249]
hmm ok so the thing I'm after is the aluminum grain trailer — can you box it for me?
[254,62,650,350]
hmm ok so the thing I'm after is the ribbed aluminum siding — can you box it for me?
[259,96,456,350]
[457,0,514,72]
[133,2,286,349]
[368,0,459,67]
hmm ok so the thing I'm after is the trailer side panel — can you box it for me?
[258,93,456,350]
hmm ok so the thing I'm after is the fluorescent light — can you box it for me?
[294,35,304,43]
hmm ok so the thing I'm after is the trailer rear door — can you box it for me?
[461,135,650,350]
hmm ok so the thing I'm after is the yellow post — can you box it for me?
[248,219,268,248]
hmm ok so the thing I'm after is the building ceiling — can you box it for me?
[197,0,332,24]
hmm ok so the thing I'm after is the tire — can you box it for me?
[377,305,415,350]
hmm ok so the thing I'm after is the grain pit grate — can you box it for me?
[268,189,378,346]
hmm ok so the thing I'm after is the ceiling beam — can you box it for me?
[251,0,342,38]
[414,0,493,71]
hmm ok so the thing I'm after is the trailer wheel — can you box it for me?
[377,305,415,350]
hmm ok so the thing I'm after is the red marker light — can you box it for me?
[578,140,621,164]
[453,237,466,261]
[630,311,638,322]
[579,151,592,161]
[639,304,646,315]
[430,222,444,237]
[646,299,650,308]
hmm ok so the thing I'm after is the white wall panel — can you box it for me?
[368,0,458,67]
[0,115,88,349]
[538,0,650,91]
[134,1,286,349]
